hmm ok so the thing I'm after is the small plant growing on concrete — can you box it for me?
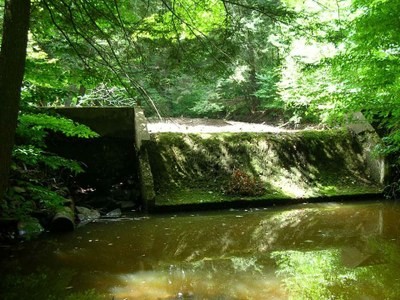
[225,169,265,196]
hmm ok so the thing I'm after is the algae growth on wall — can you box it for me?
[145,130,383,206]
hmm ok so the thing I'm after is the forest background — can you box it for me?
[0,0,399,219]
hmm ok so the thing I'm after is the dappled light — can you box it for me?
[148,129,382,206]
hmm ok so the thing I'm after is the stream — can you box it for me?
[1,200,400,299]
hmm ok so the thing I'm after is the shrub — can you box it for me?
[2,112,98,220]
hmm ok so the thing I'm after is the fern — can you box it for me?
[4,112,98,220]
[17,113,98,147]
[13,145,83,174]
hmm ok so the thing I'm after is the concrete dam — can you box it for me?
[51,107,385,211]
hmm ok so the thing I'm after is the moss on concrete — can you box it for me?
[145,129,383,207]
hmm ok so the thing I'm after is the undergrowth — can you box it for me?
[1,112,98,220]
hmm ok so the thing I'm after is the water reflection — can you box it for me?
[272,239,400,300]
[1,201,400,299]
[112,268,284,300]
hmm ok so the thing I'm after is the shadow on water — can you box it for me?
[1,200,400,299]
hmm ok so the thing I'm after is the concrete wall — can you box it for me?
[145,129,384,207]
[134,108,155,210]
[346,112,388,185]
[54,107,136,138]
[48,108,384,211]
[51,107,156,211]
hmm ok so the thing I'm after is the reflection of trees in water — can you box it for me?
[251,204,385,253]
[251,208,322,252]
[272,237,400,300]
[251,204,400,299]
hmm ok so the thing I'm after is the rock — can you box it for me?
[76,206,100,226]
[118,201,135,210]
[18,217,44,239]
[105,208,122,218]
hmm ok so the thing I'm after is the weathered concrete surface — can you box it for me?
[51,107,155,211]
[145,129,384,207]
[48,108,384,211]
[134,108,151,149]
[54,107,136,138]
[134,107,155,211]
[346,112,387,185]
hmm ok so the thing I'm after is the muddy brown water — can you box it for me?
[1,200,400,299]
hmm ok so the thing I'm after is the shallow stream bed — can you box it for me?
[1,200,400,299]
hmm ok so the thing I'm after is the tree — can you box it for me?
[25,0,291,117]
[0,0,292,201]
[282,0,400,154]
[331,0,400,157]
[0,0,31,200]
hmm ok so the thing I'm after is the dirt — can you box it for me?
[147,117,315,134]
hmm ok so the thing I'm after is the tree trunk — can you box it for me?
[0,0,31,200]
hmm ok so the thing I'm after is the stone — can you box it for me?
[119,201,135,209]
[76,206,100,225]
[18,218,44,239]
[105,208,122,218]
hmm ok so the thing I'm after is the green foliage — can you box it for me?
[3,112,98,219]
[21,82,70,107]
[13,145,83,174]
[274,0,400,185]
[17,113,98,141]
[8,0,400,200]
[191,99,225,118]
[137,0,226,41]
[254,69,286,112]
[1,188,37,220]
[337,0,400,156]
[26,0,294,120]
[254,71,278,104]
